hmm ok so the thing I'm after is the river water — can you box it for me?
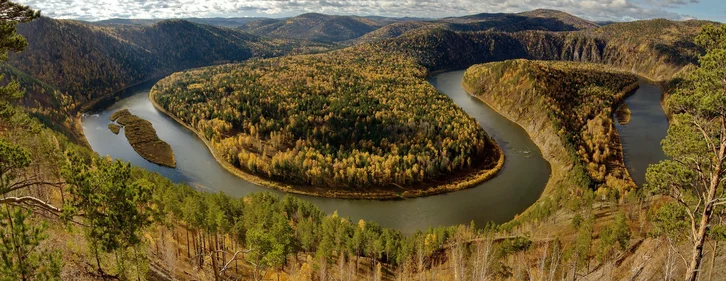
[82,70,666,234]
[614,79,669,185]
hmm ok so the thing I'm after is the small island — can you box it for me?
[615,103,632,125]
[108,123,121,134]
[110,109,176,168]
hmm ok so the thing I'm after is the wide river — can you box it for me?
[82,70,666,234]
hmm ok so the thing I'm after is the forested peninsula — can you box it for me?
[150,45,504,198]
[462,60,639,201]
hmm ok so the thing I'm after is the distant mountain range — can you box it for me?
[87,9,603,43]
[92,17,269,28]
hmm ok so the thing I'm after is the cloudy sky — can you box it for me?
[17,0,725,22]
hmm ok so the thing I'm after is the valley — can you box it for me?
[2,2,724,280]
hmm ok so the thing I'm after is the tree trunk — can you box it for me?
[686,209,711,281]
[211,250,220,281]
[708,240,717,281]
[687,140,725,281]
[186,228,191,259]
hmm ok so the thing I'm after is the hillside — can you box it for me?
[355,9,600,44]
[93,17,269,28]
[239,13,387,42]
[4,17,330,142]
[150,45,504,198]
[463,60,638,195]
[375,18,707,79]
[3,3,726,280]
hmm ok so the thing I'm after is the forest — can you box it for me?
[463,60,639,197]
[2,1,726,280]
[1,16,332,144]
[151,45,503,195]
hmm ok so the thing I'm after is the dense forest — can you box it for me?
[3,10,707,147]
[149,14,708,197]
[151,45,503,196]
[463,60,638,199]
[376,19,705,79]
[1,17,331,143]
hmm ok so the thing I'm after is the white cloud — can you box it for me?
[17,0,693,22]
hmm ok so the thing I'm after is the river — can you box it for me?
[614,79,669,185]
[82,70,666,234]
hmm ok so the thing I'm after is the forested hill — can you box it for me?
[4,13,710,147]
[516,9,599,30]
[463,60,639,195]
[92,17,269,28]
[3,17,330,142]
[353,9,600,44]
[375,18,709,80]
[8,17,320,112]
[238,13,388,42]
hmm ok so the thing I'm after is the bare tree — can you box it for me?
[471,237,493,281]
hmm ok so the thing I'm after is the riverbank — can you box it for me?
[461,60,641,223]
[148,86,505,199]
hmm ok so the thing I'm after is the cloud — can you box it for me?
[648,0,699,7]
[17,0,692,22]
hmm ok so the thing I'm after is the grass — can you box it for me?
[110,109,176,168]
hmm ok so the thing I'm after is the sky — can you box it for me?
[17,0,726,23]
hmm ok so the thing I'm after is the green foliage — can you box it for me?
[0,207,61,281]
[570,215,593,271]
[245,212,293,272]
[0,0,38,118]
[597,212,630,262]
[645,23,726,281]
[496,236,532,258]
[0,138,30,193]
[62,152,152,272]
[649,202,689,241]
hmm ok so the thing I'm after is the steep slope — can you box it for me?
[9,17,254,112]
[239,13,386,42]
[9,17,332,113]
[376,18,708,80]
[5,17,329,143]
[352,21,439,43]
[355,9,599,44]
[463,60,638,194]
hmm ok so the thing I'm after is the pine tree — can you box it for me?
[645,24,726,281]
[0,206,61,281]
